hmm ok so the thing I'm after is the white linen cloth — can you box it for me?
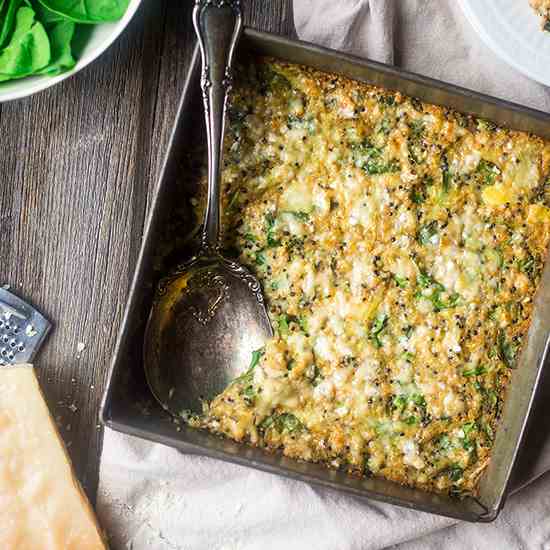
[97,2,550,548]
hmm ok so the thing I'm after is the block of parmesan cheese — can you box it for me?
[0,365,107,550]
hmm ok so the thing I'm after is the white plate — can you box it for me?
[0,0,142,102]
[458,0,550,87]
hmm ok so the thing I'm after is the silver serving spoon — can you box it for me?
[143,0,272,416]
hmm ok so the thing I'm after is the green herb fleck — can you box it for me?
[476,159,500,185]
[369,312,388,348]
[392,395,408,412]
[242,384,256,405]
[417,220,439,245]
[448,465,464,482]
[441,153,452,192]
[516,254,537,280]
[277,314,290,335]
[306,364,323,386]
[438,434,451,451]
[410,188,425,204]
[228,189,240,210]
[482,421,494,442]
[258,66,292,92]
[497,330,518,369]
[411,98,424,112]
[477,118,498,132]
[265,213,280,248]
[411,393,426,408]
[353,139,400,175]
[462,365,487,377]
[232,348,264,386]
[260,412,303,434]
[461,422,477,452]
[394,275,409,288]
[288,211,311,222]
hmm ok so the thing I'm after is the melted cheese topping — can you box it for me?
[190,59,550,497]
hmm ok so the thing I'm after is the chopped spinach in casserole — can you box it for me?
[188,58,550,497]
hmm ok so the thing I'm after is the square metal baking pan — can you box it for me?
[101,28,550,522]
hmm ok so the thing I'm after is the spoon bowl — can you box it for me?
[144,255,272,415]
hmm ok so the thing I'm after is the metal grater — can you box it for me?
[0,287,51,366]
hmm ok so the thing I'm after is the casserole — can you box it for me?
[101,29,550,522]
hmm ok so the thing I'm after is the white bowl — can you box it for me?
[0,0,142,102]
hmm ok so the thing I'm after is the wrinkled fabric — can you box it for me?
[294,0,550,111]
[97,2,550,549]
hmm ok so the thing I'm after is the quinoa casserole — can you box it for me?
[185,58,550,498]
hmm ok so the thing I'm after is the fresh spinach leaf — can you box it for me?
[37,17,75,75]
[0,0,22,48]
[37,0,129,23]
[0,6,50,80]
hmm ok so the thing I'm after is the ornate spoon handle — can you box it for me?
[192,0,243,252]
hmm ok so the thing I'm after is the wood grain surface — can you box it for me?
[0,0,294,504]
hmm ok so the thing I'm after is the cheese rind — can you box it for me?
[0,365,108,550]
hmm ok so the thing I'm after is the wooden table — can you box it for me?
[0,0,293,505]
